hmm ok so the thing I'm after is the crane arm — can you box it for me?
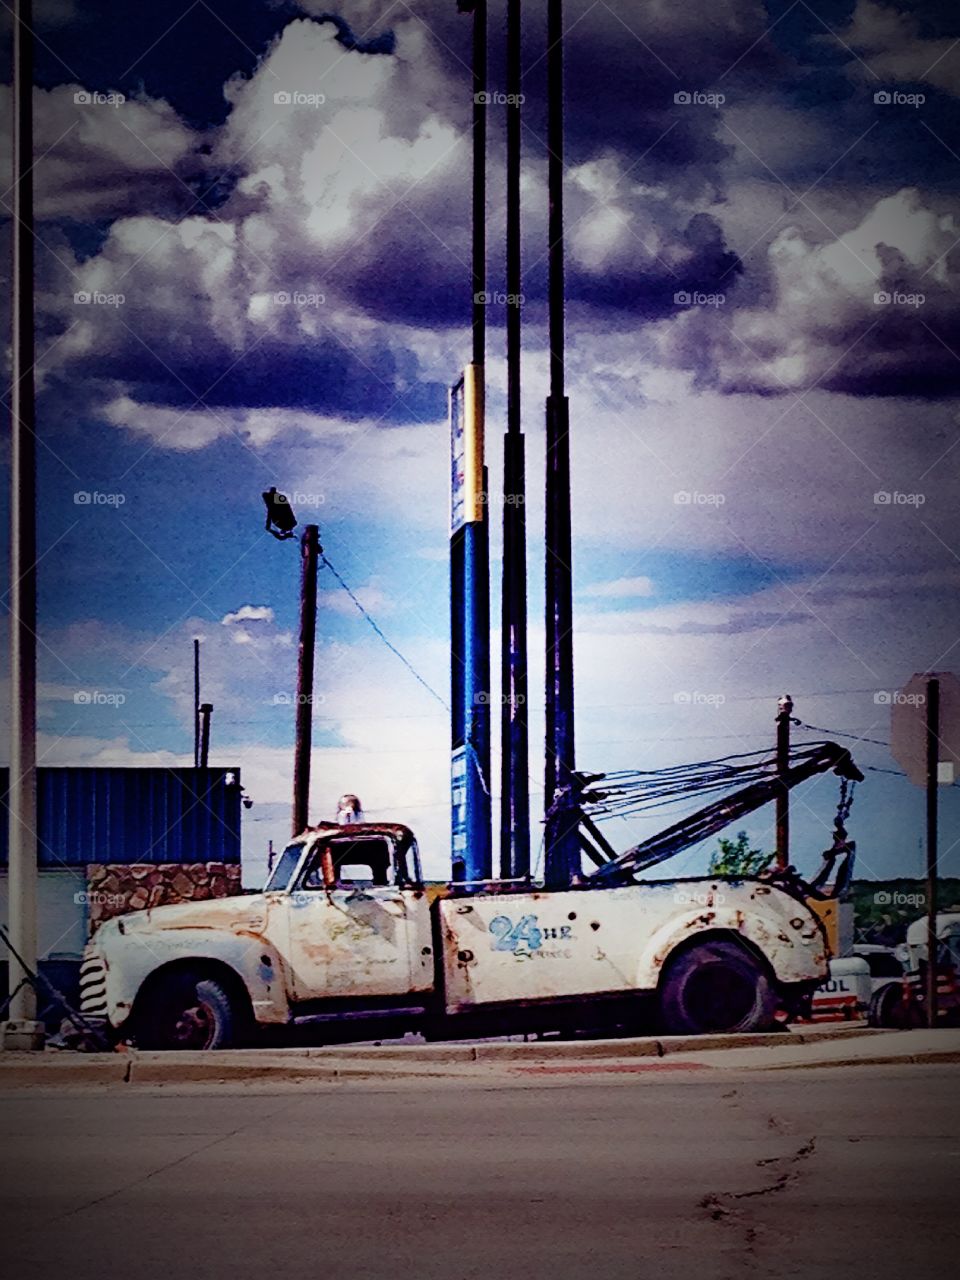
[586,741,863,886]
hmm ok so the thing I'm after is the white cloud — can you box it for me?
[837,2,960,97]
[659,188,960,395]
[0,84,202,222]
[222,605,276,626]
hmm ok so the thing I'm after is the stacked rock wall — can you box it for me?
[86,863,242,934]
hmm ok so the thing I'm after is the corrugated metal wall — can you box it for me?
[0,768,242,867]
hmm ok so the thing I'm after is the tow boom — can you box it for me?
[586,741,863,886]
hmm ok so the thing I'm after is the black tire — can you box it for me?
[136,971,240,1051]
[660,940,778,1035]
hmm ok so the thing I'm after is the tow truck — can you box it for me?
[80,741,862,1049]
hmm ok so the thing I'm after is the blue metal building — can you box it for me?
[0,767,243,867]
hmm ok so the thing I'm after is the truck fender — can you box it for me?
[635,905,827,992]
[107,931,291,1029]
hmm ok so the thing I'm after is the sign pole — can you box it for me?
[925,676,940,1028]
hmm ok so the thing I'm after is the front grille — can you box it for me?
[79,953,108,1017]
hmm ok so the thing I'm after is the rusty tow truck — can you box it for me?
[79,742,862,1049]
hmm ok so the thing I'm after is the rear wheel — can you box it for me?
[660,940,778,1035]
[135,971,240,1050]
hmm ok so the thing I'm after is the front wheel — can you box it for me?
[135,972,240,1050]
[660,940,778,1035]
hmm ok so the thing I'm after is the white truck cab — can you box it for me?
[81,822,831,1050]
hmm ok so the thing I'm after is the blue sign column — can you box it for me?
[451,367,492,884]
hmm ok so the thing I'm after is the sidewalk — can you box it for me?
[1,1024,958,1088]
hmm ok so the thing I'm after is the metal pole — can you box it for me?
[500,0,530,881]
[193,638,201,769]
[473,1,487,369]
[544,0,578,890]
[776,694,793,870]
[292,525,320,836]
[925,676,940,1028]
[4,0,41,1044]
[198,703,213,770]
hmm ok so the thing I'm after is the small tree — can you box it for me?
[709,831,774,878]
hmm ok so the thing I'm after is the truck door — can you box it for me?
[286,832,423,1003]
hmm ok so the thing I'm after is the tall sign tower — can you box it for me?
[450,369,492,882]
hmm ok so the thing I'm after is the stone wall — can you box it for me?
[86,863,242,934]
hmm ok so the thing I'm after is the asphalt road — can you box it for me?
[1,1064,958,1280]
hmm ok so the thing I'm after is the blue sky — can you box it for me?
[1,0,959,883]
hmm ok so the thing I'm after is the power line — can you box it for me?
[321,554,449,712]
[795,719,891,749]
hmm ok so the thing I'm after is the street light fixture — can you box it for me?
[262,486,298,541]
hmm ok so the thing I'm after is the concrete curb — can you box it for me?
[0,1024,895,1087]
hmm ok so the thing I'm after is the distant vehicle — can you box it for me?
[809,946,904,1022]
[868,913,960,1028]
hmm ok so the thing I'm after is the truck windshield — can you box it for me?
[266,843,305,892]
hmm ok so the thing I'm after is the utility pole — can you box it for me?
[925,676,940,1028]
[193,638,201,768]
[500,0,530,881]
[292,525,320,836]
[775,694,793,870]
[3,0,43,1051]
[543,0,579,890]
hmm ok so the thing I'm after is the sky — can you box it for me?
[1,0,959,885]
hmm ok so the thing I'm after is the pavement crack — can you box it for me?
[699,1136,818,1258]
